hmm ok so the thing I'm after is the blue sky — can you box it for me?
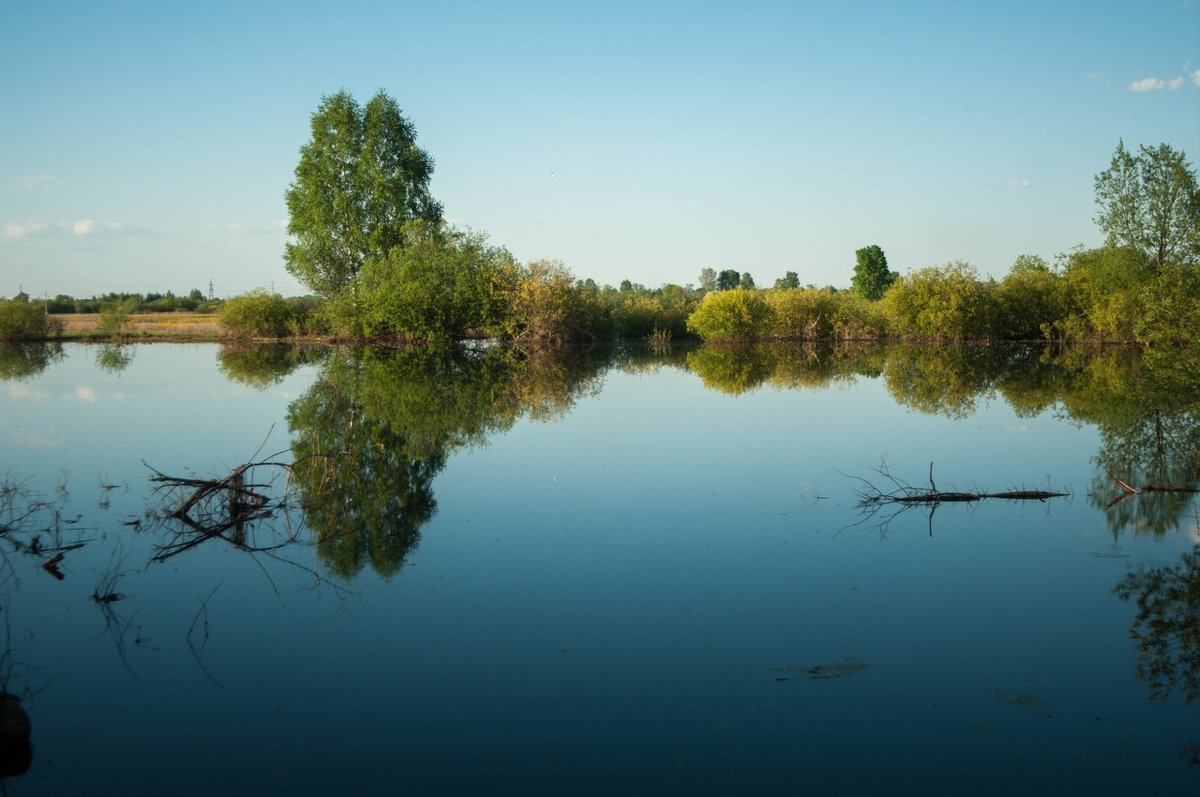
[3,0,1198,298]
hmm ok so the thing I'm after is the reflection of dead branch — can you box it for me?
[90,545,142,680]
[143,453,349,601]
[841,462,1068,537]
[0,472,96,580]
[145,458,295,563]
[187,586,223,688]
[1104,473,1199,510]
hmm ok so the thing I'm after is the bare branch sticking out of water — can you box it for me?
[840,461,1068,537]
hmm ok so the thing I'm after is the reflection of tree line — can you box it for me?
[3,339,1195,543]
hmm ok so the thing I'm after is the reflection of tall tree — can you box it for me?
[1062,347,1200,537]
[289,374,443,579]
[0,342,64,381]
[287,346,612,579]
[1113,544,1200,764]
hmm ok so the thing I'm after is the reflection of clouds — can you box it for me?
[8,384,51,400]
[1004,424,1029,432]
[3,430,66,448]
[74,386,97,402]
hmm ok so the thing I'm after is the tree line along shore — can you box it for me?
[3,90,1196,347]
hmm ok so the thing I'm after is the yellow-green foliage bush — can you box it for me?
[880,261,999,341]
[764,288,886,340]
[685,288,772,342]
[219,290,300,338]
[503,260,603,345]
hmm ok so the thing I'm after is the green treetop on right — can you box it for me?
[1094,140,1199,268]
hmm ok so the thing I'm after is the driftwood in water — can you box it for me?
[851,462,1067,508]
[842,462,1068,537]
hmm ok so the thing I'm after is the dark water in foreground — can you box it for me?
[0,341,1197,794]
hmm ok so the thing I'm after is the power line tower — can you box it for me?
[208,279,214,301]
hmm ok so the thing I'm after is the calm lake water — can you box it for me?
[0,341,1197,794]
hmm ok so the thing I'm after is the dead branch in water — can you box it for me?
[849,462,1067,507]
[840,461,1068,537]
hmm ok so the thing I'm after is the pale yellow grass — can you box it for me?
[54,313,225,339]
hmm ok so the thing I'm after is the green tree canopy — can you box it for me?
[1094,141,1200,268]
[774,271,801,289]
[716,269,741,291]
[284,90,443,300]
[852,244,897,300]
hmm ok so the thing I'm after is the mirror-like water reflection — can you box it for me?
[0,341,1196,793]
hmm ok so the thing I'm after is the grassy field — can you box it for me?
[54,313,225,339]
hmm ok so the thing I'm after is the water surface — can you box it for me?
[0,341,1196,794]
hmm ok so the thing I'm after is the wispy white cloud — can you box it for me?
[5,175,56,191]
[3,219,158,239]
[4,221,48,238]
[223,220,287,236]
[1130,77,1167,91]
[1006,179,1033,189]
[1193,68,1200,88]
[1129,75,1189,92]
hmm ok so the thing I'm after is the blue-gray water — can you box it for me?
[0,342,1196,794]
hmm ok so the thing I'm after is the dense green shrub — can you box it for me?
[1055,246,1154,343]
[0,298,62,341]
[880,261,999,341]
[1135,264,1200,346]
[686,288,772,342]
[219,290,301,338]
[358,222,514,342]
[609,293,691,339]
[994,258,1069,340]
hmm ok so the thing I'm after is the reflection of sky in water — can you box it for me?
[0,343,1195,794]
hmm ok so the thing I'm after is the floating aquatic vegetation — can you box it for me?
[990,688,1049,710]
[773,659,871,680]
